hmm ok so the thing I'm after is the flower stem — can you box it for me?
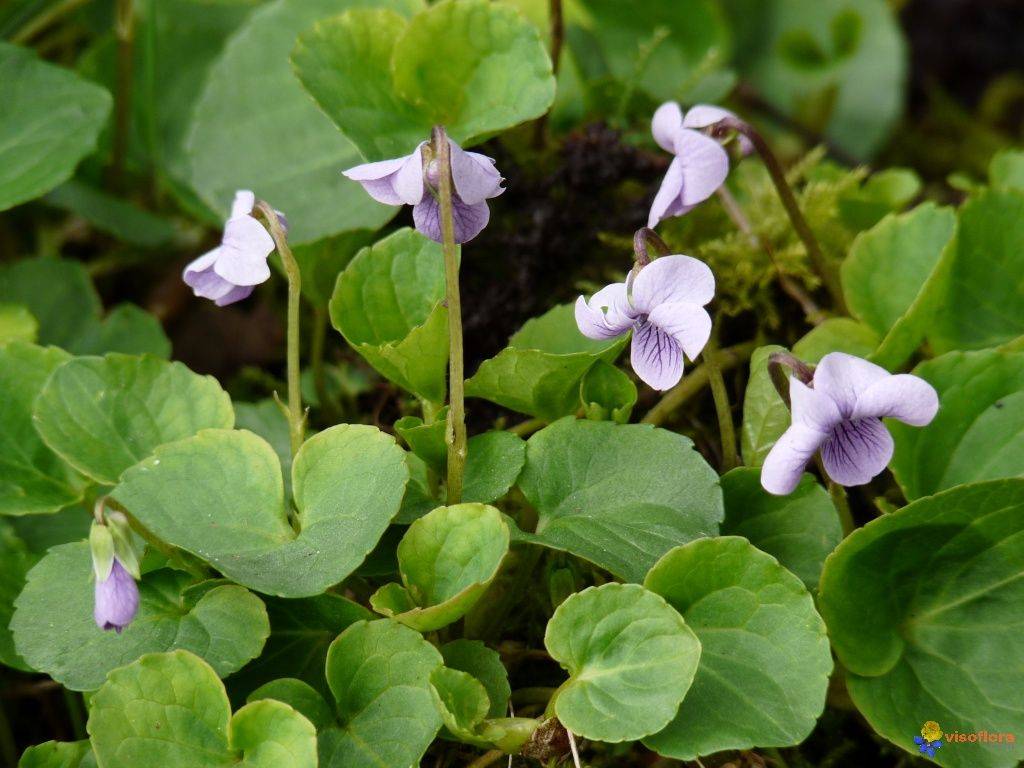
[828,478,855,537]
[433,126,468,504]
[703,335,739,470]
[632,226,670,268]
[711,116,847,313]
[256,201,305,458]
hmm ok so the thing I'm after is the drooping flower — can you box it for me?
[761,353,939,495]
[344,139,504,244]
[94,558,139,633]
[575,255,714,390]
[183,190,276,306]
[652,101,753,157]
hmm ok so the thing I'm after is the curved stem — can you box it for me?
[703,335,739,470]
[466,750,503,768]
[632,226,670,268]
[766,350,815,407]
[432,126,468,503]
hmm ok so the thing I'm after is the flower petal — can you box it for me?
[646,302,711,360]
[183,248,238,302]
[647,156,687,227]
[575,283,635,340]
[214,284,255,306]
[342,156,407,181]
[413,195,491,244]
[214,216,274,285]
[852,374,939,426]
[182,247,220,280]
[631,254,715,312]
[682,104,753,155]
[394,143,426,205]
[789,377,843,433]
[94,559,139,633]
[813,352,891,418]
[761,424,826,495]
[230,189,256,219]
[820,417,894,487]
[630,319,684,390]
[672,128,730,206]
[450,140,503,204]
[652,101,684,153]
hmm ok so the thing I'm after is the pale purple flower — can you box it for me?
[761,353,939,495]
[652,101,754,156]
[94,558,139,633]
[575,255,714,391]
[343,139,504,244]
[183,190,275,306]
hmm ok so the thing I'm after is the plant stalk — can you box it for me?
[433,126,468,503]
[703,335,739,470]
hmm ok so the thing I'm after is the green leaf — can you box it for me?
[45,180,177,248]
[516,418,722,582]
[0,303,37,344]
[818,480,1024,767]
[841,203,957,368]
[247,679,335,731]
[0,257,101,349]
[429,667,538,751]
[287,231,376,308]
[330,228,448,403]
[440,639,510,719]
[112,425,408,597]
[792,317,879,362]
[643,537,832,759]
[34,354,234,485]
[465,304,627,420]
[320,619,443,768]
[580,359,637,423]
[720,467,841,590]
[67,304,172,358]
[838,167,921,230]
[88,650,318,768]
[545,583,700,742]
[0,523,34,670]
[829,7,862,59]
[370,503,509,631]
[0,43,111,211]
[890,349,1024,500]
[989,148,1024,192]
[234,399,295,498]
[0,343,83,516]
[187,0,415,244]
[19,741,95,768]
[740,344,789,467]
[12,542,269,691]
[462,431,526,504]
[394,412,448,474]
[778,29,830,71]
[930,189,1024,352]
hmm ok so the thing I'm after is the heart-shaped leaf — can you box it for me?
[247,679,335,730]
[330,228,448,404]
[818,480,1024,768]
[112,425,408,597]
[466,304,627,420]
[370,503,509,631]
[545,583,700,742]
[319,619,443,768]
[643,537,833,759]
[34,354,235,485]
[0,343,83,516]
[18,741,94,768]
[88,650,317,768]
[515,418,722,582]
[12,542,269,691]
[441,639,510,719]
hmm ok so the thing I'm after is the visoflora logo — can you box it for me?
[916,721,1018,756]
[915,721,943,757]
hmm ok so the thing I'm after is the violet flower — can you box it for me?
[94,558,139,633]
[575,255,714,391]
[183,190,275,306]
[652,101,754,157]
[761,353,939,495]
[343,139,504,244]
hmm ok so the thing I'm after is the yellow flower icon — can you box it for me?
[921,721,943,742]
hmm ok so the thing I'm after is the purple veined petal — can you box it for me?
[412,195,491,244]
[652,100,684,153]
[645,302,712,360]
[672,128,730,206]
[450,140,504,204]
[630,319,684,391]
[630,254,715,312]
[820,417,894,487]
[790,377,843,433]
[394,142,426,205]
[94,559,139,633]
[852,373,939,426]
[214,284,255,306]
[575,283,635,340]
[682,104,753,155]
[761,424,827,495]
[343,156,409,205]
[648,156,686,228]
[814,352,891,418]
[230,190,256,219]
[215,216,274,285]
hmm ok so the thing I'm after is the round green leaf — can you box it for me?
[330,228,448,403]
[34,354,235,485]
[0,258,100,351]
[720,467,841,590]
[516,418,722,582]
[370,503,509,631]
[462,431,525,505]
[545,583,700,743]
[320,619,443,768]
[88,650,317,768]
[67,304,172,359]
[12,542,269,691]
[791,317,880,363]
[112,425,408,597]
[0,43,111,212]
[247,679,335,731]
[431,666,489,737]
[643,537,832,759]
[890,350,1024,500]
[818,480,1024,767]
[441,639,510,719]
[18,741,95,768]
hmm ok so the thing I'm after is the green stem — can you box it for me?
[310,305,332,418]
[433,126,468,503]
[10,0,92,44]
[703,335,739,470]
[257,201,305,458]
[508,417,546,437]
[466,750,504,768]
[828,479,855,537]
[116,506,208,579]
